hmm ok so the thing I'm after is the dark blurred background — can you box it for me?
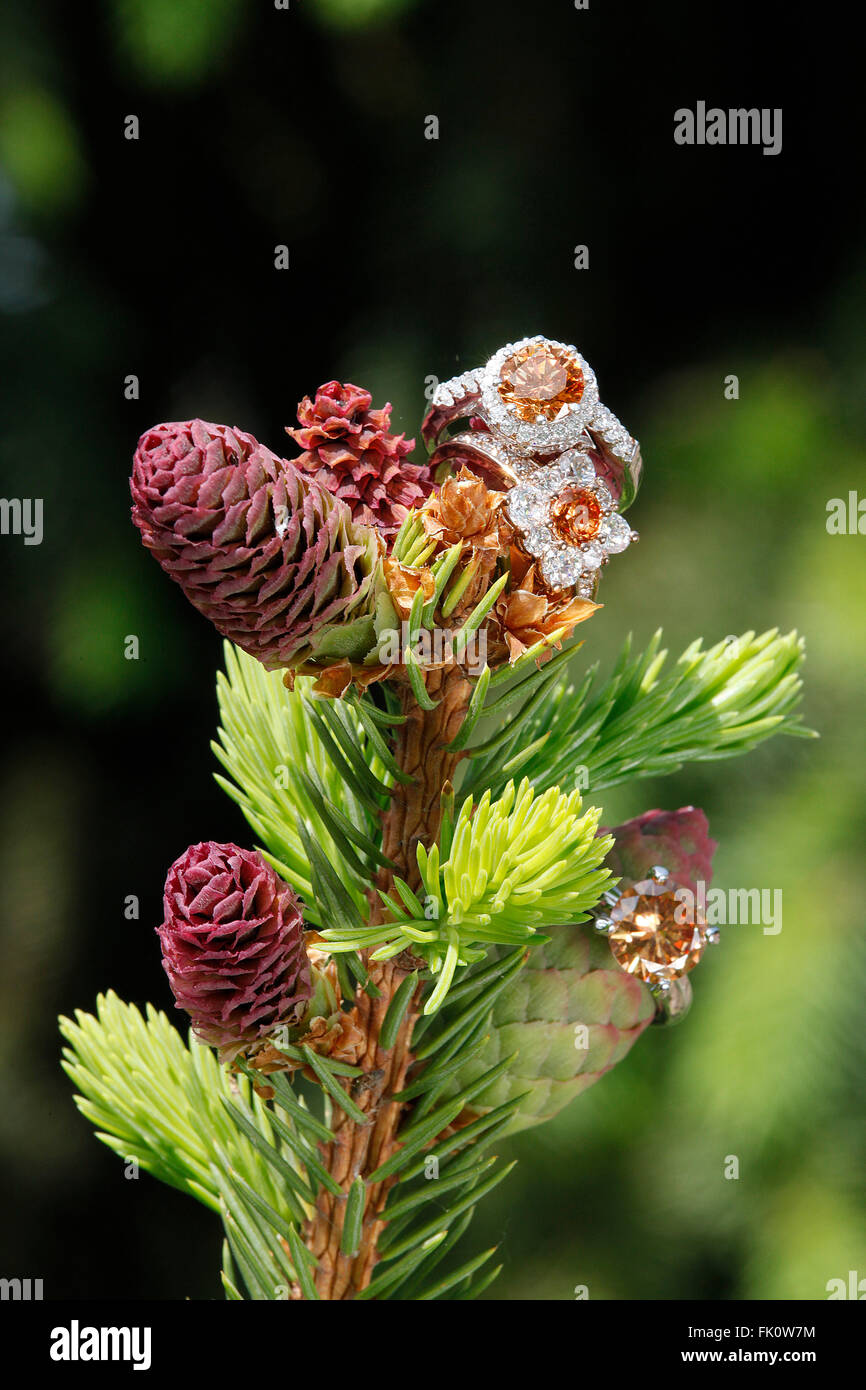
[1,0,864,1300]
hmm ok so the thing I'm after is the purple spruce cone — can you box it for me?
[131,419,382,669]
[158,842,312,1056]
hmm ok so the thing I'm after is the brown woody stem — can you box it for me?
[306,664,472,1299]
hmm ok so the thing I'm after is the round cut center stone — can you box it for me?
[550,486,601,544]
[608,877,706,985]
[498,343,585,421]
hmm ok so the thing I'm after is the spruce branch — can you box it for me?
[212,643,389,923]
[319,779,613,1012]
[462,628,813,799]
[303,664,485,1298]
[70,383,816,1305]
[59,994,320,1223]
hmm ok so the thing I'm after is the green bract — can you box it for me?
[441,925,656,1133]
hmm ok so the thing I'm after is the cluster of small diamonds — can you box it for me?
[429,340,640,597]
[477,336,599,456]
[588,403,640,468]
[430,369,483,410]
[505,447,636,595]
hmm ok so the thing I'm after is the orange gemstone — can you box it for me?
[549,486,601,544]
[498,343,585,421]
[607,878,706,986]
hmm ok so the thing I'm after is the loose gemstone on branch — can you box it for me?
[607,877,707,986]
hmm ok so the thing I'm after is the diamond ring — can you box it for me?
[426,430,638,597]
[504,446,638,596]
[592,865,720,1025]
[428,428,523,492]
[422,334,643,510]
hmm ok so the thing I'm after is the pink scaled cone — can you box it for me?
[602,806,718,894]
[158,842,312,1058]
[131,419,383,670]
[287,380,434,537]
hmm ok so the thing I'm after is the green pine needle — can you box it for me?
[341,1177,367,1257]
[463,627,813,798]
[59,993,310,1226]
[212,643,389,923]
[321,778,611,1012]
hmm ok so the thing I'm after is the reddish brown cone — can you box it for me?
[287,380,433,536]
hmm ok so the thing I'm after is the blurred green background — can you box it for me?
[0,0,863,1299]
